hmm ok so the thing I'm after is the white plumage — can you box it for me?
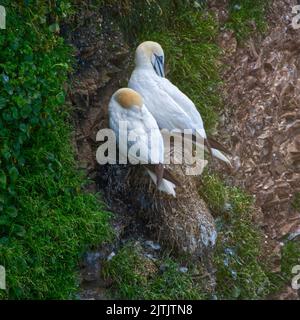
[108,88,176,197]
[128,41,231,166]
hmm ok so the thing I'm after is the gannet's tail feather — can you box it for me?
[154,163,164,187]
[211,148,232,166]
[146,168,176,197]
[193,132,232,167]
[160,129,232,168]
[207,136,232,155]
[144,164,180,186]
[161,130,205,164]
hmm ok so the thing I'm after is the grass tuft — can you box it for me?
[199,171,273,299]
[102,242,206,300]
[226,0,269,40]
[292,193,300,212]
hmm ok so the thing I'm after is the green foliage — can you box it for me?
[0,0,70,239]
[266,240,300,296]
[292,193,300,212]
[199,172,253,216]
[200,172,299,299]
[200,172,273,299]
[198,173,229,214]
[281,241,300,282]
[105,0,193,41]
[226,0,269,40]
[103,243,206,300]
[0,1,111,299]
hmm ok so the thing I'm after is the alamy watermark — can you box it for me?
[291,264,300,290]
[0,265,5,290]
[292,5,300,29]
[95,122,207,176]
[0,5,6,29]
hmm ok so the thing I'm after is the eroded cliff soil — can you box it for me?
[212,0,300,299]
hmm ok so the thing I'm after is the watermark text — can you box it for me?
[292,264,300,290]
[95,122,207,176]
[0,265,5,290]
[0,5,6,29]
[292,5,300,29]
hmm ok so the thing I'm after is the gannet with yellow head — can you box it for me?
[128,41,231,166]
[109,88,177,197]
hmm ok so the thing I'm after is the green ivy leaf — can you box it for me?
[49,23,60,33]
[0,97,7,109]
[20,105,32,118]
[13,225,26,238]
[11,107,19,119]
[0,170,7,189]
[232,286,241,298]
[6,206,18,218]
[0,215,10,226]
[9,166,19,183]
[56,91,65,105]
[19,123,27,132]
[3,150,11,160]
[2,110,12,121]
[0,237,9,245]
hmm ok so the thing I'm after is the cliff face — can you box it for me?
[212,0,300,299]
[217,0,300,262]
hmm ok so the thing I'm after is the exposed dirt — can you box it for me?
[211,0,300,299]
[62,7,132,300]
[62,9,130,179]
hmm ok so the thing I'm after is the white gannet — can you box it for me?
[108,88,177,197]
[128,41,231,166]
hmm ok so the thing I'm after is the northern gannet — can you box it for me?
[128,41,231,166]
[108,88,177,197]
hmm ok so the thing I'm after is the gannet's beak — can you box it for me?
[153,54,165,77]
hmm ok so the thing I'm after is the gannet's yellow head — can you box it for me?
[135,41,165,77]
[114,88,143,109]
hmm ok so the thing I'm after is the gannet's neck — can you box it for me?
[135,50,153,67]
[135,63,154,71]
[134,60,157,76]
